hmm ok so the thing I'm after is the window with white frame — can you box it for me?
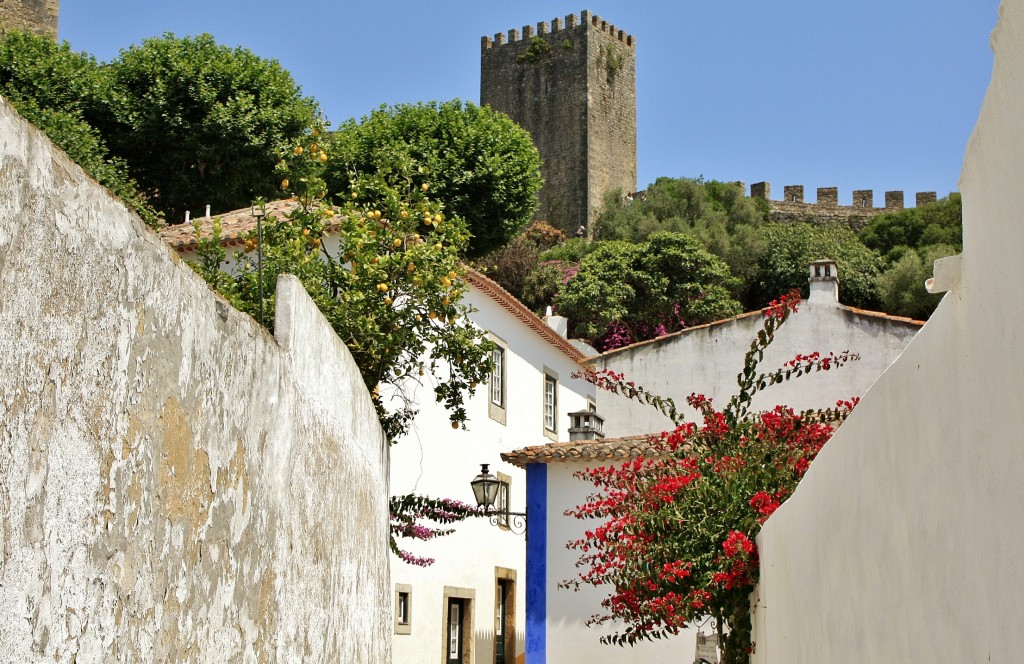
[543,372,557,436]
[488,337,508,425]
[490,347,504,407]
[496,472,511,529]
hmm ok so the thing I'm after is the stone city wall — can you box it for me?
[0,95,391,663]
[750,181,942,231]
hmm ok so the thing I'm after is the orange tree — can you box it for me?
[191,124,493,441]
[192,125,496,564]
[563,291,859,663]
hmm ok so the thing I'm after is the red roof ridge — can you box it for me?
[464,268,586,364]
[501,432,685,468]
[157,200,586,364]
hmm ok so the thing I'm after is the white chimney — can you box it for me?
[807,259,839,305]
[544,305,569,338]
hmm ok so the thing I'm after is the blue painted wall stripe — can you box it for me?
[525,463,548,664]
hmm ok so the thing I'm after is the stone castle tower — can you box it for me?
[0,0,59,39]
[481,10,637,234]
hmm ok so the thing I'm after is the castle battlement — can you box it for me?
[747,182,948,231]
[482,10,635,50]
[750,182,939,210]
[480,10,637,234]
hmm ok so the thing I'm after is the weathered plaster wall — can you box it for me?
[589,286,920,439]
[0,96,391,663]
[750,2,1023,661]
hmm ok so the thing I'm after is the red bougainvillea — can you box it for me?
[564,290,860,663]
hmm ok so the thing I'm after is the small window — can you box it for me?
[490,347,504,407]
[488,336,508,425]
[496,473,511,529]
[543,372,558,436]
[394,584,412,635]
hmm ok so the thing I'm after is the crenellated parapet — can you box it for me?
[481,10,635,51]
[749,182,947,231]
[481,10,637,234]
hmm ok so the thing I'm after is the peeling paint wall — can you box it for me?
[0,96,391,663]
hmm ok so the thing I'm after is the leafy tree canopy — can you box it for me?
[554,232,742,350]
[859,193,962,260]
[0,31,161,225]
[193,129,493,441]
[324,100,542,258]
[103,33,319,224]
[593,177,767,244]
[746,222,883,310]
[875,243,957,319]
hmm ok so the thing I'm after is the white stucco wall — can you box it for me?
[590,292,920,439]
[0,97,391,663]
[545,461,699,664]
[389,288,594,664]
[750,2,1022,661]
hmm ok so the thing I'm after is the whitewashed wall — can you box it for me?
[0,97,391,663]
[544,460,701,663]
[389,287,594,664]
[589,291,920,438]
[751,2,1023,661]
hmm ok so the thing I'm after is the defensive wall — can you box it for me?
[0,0,58,38]
[748,181,942,230]
[481,10,637,234]
[0,95,391,662]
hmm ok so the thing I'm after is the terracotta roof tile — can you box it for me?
[501,434,682,468]
[157,199,342,250]
[464,268,586,364]
[157,200,585,364]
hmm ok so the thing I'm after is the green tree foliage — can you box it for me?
[875,244,956,319]
[192,130,493,441]
[593,178,766,244]
[860,194,962,260]
[104,33,318,224]
[0,31,161,226]
[324,100,542,258]
[746,223,883,310]
[554,232,741,349]
[481,220,566,311]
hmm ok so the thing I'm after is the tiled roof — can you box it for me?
[464,268,586,364]
[158,199,343,251]
[588,304,925,361]
[157,200,585,364]
[501,434,680,467]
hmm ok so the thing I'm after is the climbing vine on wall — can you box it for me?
[564,290,860,663]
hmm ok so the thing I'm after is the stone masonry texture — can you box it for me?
[481,10,637,234]
[0,0,58,38]
[751,182,942,231]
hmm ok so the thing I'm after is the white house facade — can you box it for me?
[588,263,924,438]
[501,264,926,664]
[751,2,1024,660]
[161,213,596,664]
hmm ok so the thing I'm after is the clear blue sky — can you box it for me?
[61,1,999,205]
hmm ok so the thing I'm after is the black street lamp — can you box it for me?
[470,463,527,535]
